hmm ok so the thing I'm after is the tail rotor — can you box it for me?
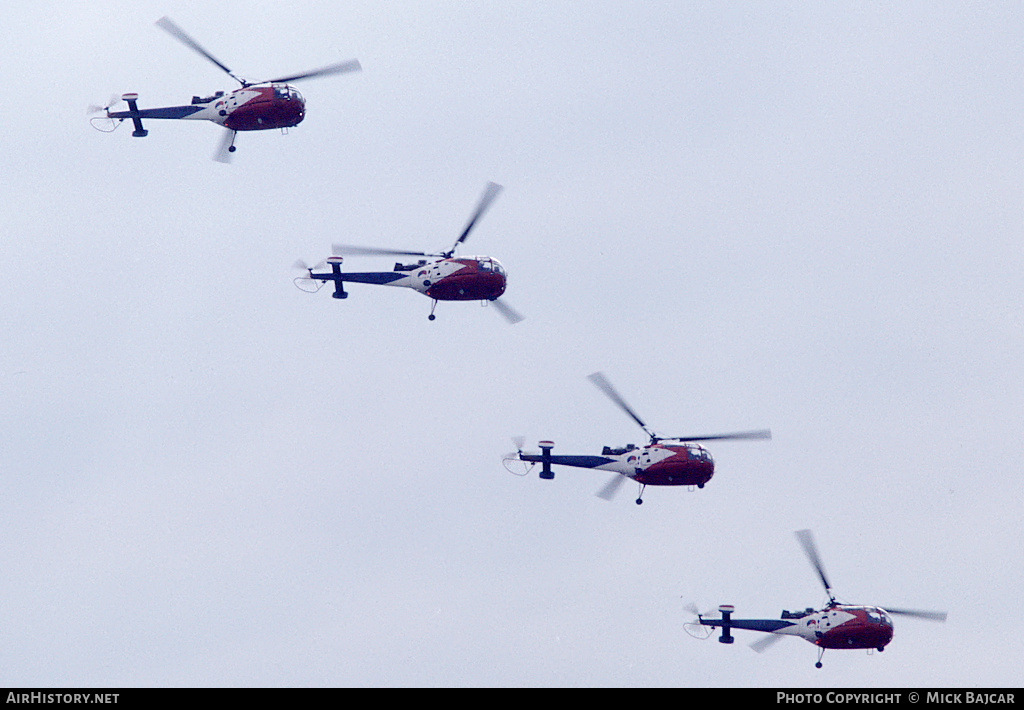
[88,96,122,132]
[292,258,326,293]
[88,94,120,115]
[502,436,534,476]
[682,602,714,640]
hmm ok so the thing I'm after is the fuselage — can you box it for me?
[707,604,895,651]
[301,255,509,303]
[108,83,307,131]
[522,442,715,487]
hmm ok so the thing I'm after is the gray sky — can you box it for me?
[2,0,1022,687]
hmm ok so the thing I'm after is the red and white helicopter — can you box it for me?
[685,529,947,668]
[294,182,523,323]
[504,372,770,504]
[90,17,361,162]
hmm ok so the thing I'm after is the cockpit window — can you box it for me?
[869,608,893,625]
[274,86,301,101]
[478,260,492,272]
[865,607,892,625]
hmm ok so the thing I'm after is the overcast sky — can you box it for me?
[2,1,1022,687]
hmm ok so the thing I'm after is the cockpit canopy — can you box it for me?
[473,257,505,275]
[685,444,712,462]
[866,607,893,626]
[272,84,303,102]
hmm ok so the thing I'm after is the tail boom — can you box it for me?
[699,606,796,644]
[106,93,210,137]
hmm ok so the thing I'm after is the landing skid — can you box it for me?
[215,129,239,163]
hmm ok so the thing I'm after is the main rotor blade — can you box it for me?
[156,17,242,85]
[881,607,948,622]
[595,473,628,501]
[331,243,438,258]
[266,59,362,84]
[449,182,503,254]
[491,298,525,325]
[664,430,772,443]
[750,633,785,654]
[587,371,653,439]
[795,529,834,600]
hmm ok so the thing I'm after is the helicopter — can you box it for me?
[293,182,524,324]
[503,372,770,504]
[684,529,947,668]
[90,16,361,162]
